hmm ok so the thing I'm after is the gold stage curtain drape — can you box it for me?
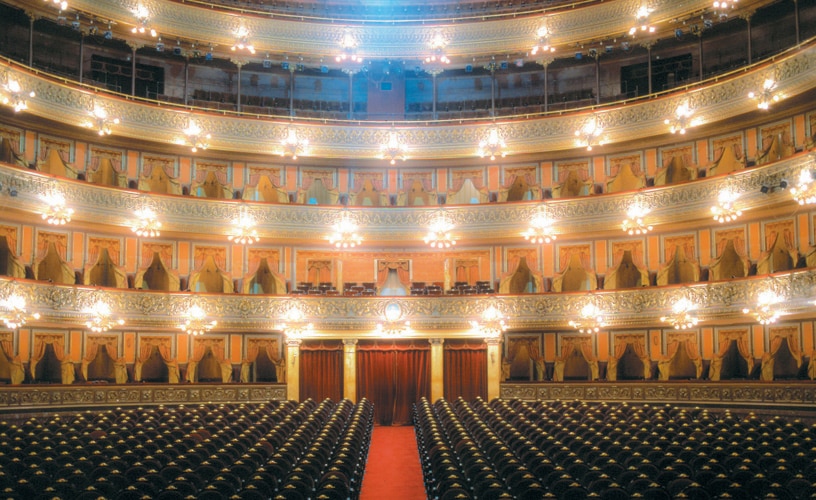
[553,337,599,381]
[81,336,127,384]
[0,333,24,384]
[760,329,802,381]
[241,339,284,383]
[134,338,179,383]
[186,338,232,383]
[709,330,753,381]
[29,334,74,384]
[606,334,651,381]
[657,333,703,380]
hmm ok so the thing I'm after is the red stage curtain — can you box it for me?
[300,341,344,403]
[444,340,487,402]
[357,340,430,426]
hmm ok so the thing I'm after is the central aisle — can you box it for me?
[360,425,427,499]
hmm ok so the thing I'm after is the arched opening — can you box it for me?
[86,346,116,382]
[34,344,62,383]
[140,347,169,383]
[719,340,750,379]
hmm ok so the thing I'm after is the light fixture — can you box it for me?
[280,127,309,160]
[748,78,783,110]
[621,197,653,235]
[711,188,743,223]
[0,294,40,330]
[40,186,74,225]
[131,201,162,238]
[180,304,217,336]
[377,302,411,337]
[470,304,507,340]
[424,210,456,248]
[575,116,603,151]
[280,303,313,340]
[789,169,816,205]
[228,207,260,245]
[743,290,782,325]
[1,73,35,113]
[629,6,656,35]
[660,297,699,330]
[425,32,450,64]
[477,127,507,161]
[180,120,211,153]
[84,300,125,332]
[231,25,256,55]
[131,5,157,37]
[380,129,407,165]
[569,302,606,333]
[44,0,68,11]
[85,103,120,136]
[336,32,363,63]
[522,209,557,244]
[713,0,738,15]
[531,27,555,55]
[664,102,697,134]
[328,211,363,248]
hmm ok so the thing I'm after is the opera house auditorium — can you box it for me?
[0,0,815,498]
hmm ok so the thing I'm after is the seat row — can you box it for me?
[0,397,374,500]
[415,397,816,499]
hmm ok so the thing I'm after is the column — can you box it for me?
[234,60,244,113]
[486,337,502,401]
[27,14,34,67]
[127,42,140,96]
[289,66,296,117]
[489,66,496,117]
[343,69,356,119]
[429,338,444,402]
[183,58,189,106]
[697,33,704,82]
[593,51,601,104]
[78,34,84,83]
[644,42,653,95]
[343,339,358,402]
[538,57,554,113]
[794,0,800,45]
[285,338,301,401]
[430,69,443,120]
[742,12,754,65]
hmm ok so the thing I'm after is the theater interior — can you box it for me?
[0,0,816,498]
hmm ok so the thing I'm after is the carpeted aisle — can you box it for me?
[360,425,427,499]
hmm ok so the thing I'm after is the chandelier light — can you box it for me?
[531,27,555,55]
[569,303,607,333]
[228,207,260,245]
[743,290,782,325]
[748,78,783,110]
[424,210,456,248]
[131,5,157,37]
[660,297,699,330]
[789,169,816,206]
[328,211,363,248]
[664,102,697,134]
[713,0,738,15]
[181,120,211,153]
[621,198,653,235]
[40,187,74,225]
[711,188,743,223]
[45,0,69,11]
[0,294,40,330]
[131,204,162,238]
[629,6,656,35]
[1,73,35,113]
[180,304,217,336]
[231,25,256,54]
[84,300,125,332]
[477,128,507,161]
[280,304,313,340]
[575,116,603,151]
[336,32,363,63]
[522,210,557,244]
[379,130,408,165]
[85,103,120,136]
[280,127,309,160]
[425,32,450,64]
[470,305,507,340]
[377,302,411,337]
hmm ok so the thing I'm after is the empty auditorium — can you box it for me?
[0,0,815,498]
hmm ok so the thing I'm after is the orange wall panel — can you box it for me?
[74,142,87,170]
[487,165,499,191]
[125,237,138,273]
[124,332,136,363]
[699,229,711,266]
[232,162,244,188]
[644,148,657,177]
[179,157,192,185]
[752,324,765,357]
[231,334,243,363]
[748,222,761,261]
[72,232,84,269]
[178,242,191,275]
[70,330,82,361]
[127,150,140,178]
[544,333,557,362]
[24,131,36,164]
[701,327,714,359]
[18,328,30,361]
[177,334,188,363]
[597,332,609,360]
[21,226,33,264]
[802,322,814,354]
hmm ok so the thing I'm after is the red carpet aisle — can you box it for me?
[360,425,427,499]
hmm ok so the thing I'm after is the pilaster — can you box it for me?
[285,338,301,400]
[343,338,358,402]
[429,338,444,402]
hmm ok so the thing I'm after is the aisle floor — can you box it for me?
[359,425,427,499]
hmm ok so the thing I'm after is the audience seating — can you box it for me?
[0,398,373,500]
[415,397,816,499]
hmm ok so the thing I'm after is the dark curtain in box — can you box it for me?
[300,340,344,402]
[357,340,430,426]
[444,339,487,402]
